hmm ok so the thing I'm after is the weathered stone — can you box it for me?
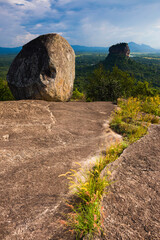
[7,34,75,101]
[109,42,130,57]
[101,124,160,240]
[1,100,159,239]
[0,101,117,240]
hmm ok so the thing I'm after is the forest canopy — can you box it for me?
[85,65,158,102]
[0,52,160,101]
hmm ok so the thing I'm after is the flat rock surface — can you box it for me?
[102,124,160,240]
[0,101,116,240]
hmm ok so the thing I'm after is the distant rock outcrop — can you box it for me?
[7,34,75,101]
[109,42,130,57]
[101,42,131,72]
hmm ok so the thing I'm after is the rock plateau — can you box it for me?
[0,101,159,239]
[0,101,117,240]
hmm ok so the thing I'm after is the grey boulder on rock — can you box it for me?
[7,33,75,101]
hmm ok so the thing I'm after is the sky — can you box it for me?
[0,0,160,48]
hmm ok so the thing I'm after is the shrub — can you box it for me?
[0,80,14,101]
[141,96,160,116]
[110,97,159,143]
[71,88,86,101]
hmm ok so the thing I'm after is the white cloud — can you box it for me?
[57,0,73,5]
[2,0,52,17]
[0,0,54,46]
[74,17,132,47]
[13,32,39,46]
[0,0,160,48]
[153,19,160,29]
[34,23,43,29]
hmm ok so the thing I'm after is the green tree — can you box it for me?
[86,65,109,101]
[86,65,135,102]
[0,80,14,101]
[133,81,155,97]
[109,66,135,99]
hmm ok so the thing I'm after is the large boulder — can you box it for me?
[7,34,75,101]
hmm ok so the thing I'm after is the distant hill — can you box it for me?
[0,47,22,55]
[128,42,159,53]
[0,42,159,54]
[72,43,159,53]
[71,45,109,53]
[0,45,108,54]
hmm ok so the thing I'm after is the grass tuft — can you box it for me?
[59,142,127,239]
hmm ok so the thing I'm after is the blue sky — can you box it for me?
[0,0,160,48]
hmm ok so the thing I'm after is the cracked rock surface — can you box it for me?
[0,100,117,240]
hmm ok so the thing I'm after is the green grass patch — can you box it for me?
[110,97,159,143]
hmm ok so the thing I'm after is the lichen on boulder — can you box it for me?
[7,33,75,101]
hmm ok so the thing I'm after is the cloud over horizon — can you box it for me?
[0,0,160,48]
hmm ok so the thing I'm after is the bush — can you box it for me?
[71,88,86,101]
[110,97,159,143]
[141,96,160,116]
[0,81,14,101]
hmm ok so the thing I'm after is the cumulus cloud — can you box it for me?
[63,1,160,48]
[79,18,132,46]
[0,0,57,46]
[0,0,160,48]
[13,32,39,46]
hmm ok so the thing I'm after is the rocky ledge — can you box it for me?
[0,101,117,240]
[102,124,160,240]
